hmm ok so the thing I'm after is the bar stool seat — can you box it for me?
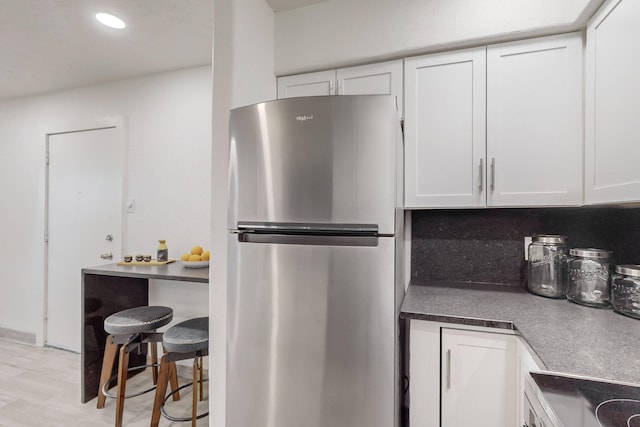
[163,317,209,353]
[151,317,209,427]
[97,306,176,427]
[104,306,174,335]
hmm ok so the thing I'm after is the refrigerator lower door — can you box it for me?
[227,234,396,427]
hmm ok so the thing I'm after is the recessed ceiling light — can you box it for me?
[96,12,126,29]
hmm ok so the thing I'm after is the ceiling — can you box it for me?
[0,0,332,101]
[0,0,216,100]
[266,0,329,12]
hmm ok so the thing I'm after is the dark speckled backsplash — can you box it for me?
[411,207,640,287]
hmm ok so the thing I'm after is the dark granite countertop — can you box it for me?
[400,280,640,385]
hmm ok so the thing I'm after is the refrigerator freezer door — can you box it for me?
[227,234,396,427]
[228,95,398,235]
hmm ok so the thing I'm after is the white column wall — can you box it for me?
[0,65,212,345]
[210,0,276,426]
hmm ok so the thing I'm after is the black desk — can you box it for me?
[81,263,208,403]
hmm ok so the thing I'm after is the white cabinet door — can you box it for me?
[337,60,403,113]
[486,33,583,207]
[441,328,516,427]
[410,321,522,427]
[516,338,544,426]
[277,70,336,98]
[409,320,441,427]
[586,0,640,204]
[404,48,486,208]
[278,61,403,107]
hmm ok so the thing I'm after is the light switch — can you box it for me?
[126,198,135,213]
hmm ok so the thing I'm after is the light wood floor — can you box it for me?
[0,339,209,427]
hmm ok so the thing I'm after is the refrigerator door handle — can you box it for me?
[237,232,379,247]
[237,221,378,236]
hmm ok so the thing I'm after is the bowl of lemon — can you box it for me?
[179,246,210,268]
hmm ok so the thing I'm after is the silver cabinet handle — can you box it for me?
[446,349,452,389]
[337,79,343,95]
[100,252,113,260]
[329,81,335,95]
[490,157,496,192]
[479,158,484,192]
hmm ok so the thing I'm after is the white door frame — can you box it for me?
[42,116,128,347]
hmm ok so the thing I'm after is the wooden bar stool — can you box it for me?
[96,305,177,427]
[150,316,209,427]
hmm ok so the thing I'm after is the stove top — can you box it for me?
[532,372,640,427]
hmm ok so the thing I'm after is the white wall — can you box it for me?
[210,0,276,425]
[0,65,212,345]
[274,0,604,75]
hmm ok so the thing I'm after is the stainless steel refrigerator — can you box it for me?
[227,95,404,427]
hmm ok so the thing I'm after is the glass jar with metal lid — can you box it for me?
[527,235,568,298]
[566,248,613,308]
[611,265,640,319]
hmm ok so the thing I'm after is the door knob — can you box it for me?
[100,252,113,259]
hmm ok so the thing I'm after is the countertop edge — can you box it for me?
[81,264,209,283]
[399,311,516,331]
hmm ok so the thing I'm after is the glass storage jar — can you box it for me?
[566,248,613,308]
[611,265,640,319]
[527,235,569,298]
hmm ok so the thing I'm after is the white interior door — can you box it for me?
[46,125,124,352]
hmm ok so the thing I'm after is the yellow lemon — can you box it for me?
[180,253,190,261]
[201,251,210,261]
[188,254,202,261]
[190,246,203,255]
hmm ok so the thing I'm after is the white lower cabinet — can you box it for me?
[517,337,545,426]
[441,328,516,427]
[409,320,543,427]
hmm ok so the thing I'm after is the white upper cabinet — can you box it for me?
[336,60,403,112]
[404,48,486,208]
[277,70,337,98]
[586,0,640,204]
[277,60,403,112]
[405,33,583,209]
[487,33,583,207]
